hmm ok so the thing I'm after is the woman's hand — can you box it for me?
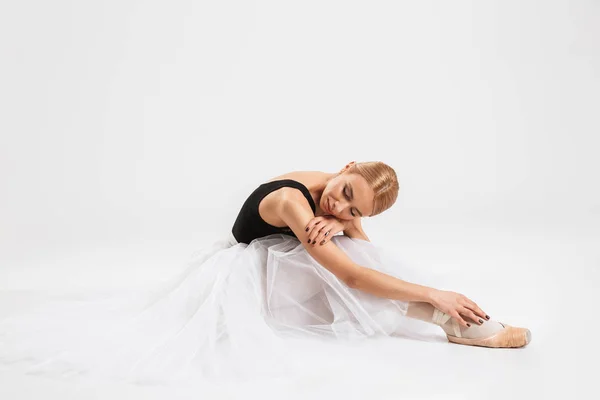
[305,215,349,246]
[429,289,490,328]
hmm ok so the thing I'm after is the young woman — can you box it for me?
[229,160,531,348]
[0,161,531,384]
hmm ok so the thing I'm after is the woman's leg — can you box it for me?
[405,301,505,339]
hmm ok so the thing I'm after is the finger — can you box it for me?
[309,223,329,246]
[320,223,340,245]
[308,227,320,244]
[470,304,488,321]
[472,303,489,320]
[452,311,470,328]
[309,223,322,242]
[315,224,332,246]
[307,225,318,244]
[305,217,322,232]
[319,229,332,245]
[316,222,328,232]
[464,299,489,320]
[463,310,484,325]
[306,219,325,244]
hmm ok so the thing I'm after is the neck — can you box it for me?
[311,172,337,217]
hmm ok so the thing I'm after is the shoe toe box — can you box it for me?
[525,329,532,345]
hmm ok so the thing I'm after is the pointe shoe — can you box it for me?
[432,309,532,348]
[447,322,532,348]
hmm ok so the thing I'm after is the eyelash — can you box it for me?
[344,186,355,217]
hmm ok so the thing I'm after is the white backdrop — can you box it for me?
[1,1,598,399]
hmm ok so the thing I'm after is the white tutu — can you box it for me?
[0,233,446,386]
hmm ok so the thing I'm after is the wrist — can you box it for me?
[424,287,438,304]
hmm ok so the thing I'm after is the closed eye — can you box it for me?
[344,185,355,217]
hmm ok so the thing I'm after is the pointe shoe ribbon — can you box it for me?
[432,308,462,338]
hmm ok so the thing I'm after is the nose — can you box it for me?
[332,199,349,215]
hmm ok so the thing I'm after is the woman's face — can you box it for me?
[320,172,375,220]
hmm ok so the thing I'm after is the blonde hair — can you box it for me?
[345,161,399,217]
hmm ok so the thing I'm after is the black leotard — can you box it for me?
[231,179,316,244]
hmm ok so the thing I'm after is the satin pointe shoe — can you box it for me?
[432,308,532,348]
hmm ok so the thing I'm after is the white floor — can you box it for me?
[0,217,597,400]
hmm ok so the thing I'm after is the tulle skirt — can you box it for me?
[0,233,446,386]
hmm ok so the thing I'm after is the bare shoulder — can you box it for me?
[258,181,314,228]
[261,184,309,207]
[265,170,328,186]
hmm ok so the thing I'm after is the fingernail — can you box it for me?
[307,239,311,243]
[312,240,316,244]
[466,323,471,327]
[479,319,484,324]
[320,240,325,245]
[486,315,490,319]
[305,227,309,231]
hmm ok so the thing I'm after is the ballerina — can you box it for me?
[0,160,531,385]
[231,160,531,348]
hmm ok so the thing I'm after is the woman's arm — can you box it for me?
[276,188,433,303]
[343,217,370,242]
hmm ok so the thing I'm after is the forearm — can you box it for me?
[341,219,432,302]
[350,266,435,303]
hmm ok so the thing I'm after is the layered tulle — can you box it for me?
[0,233,445,386]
